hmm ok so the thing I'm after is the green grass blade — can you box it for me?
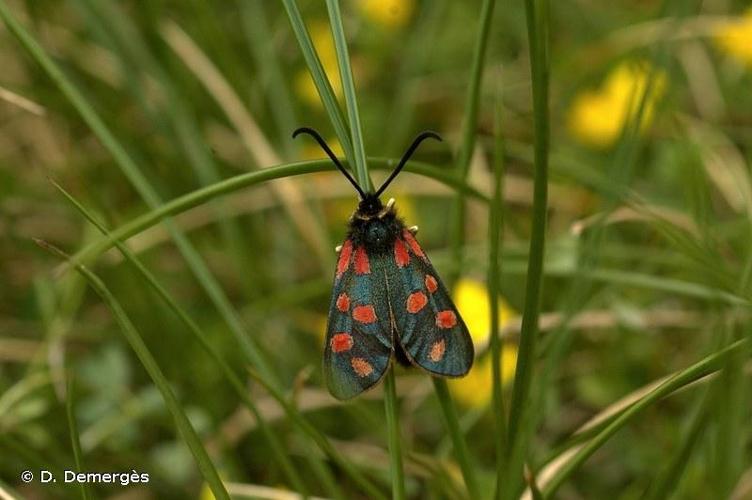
[504,0,550,495]
[432,378,480,499]
[65,375,91,500]
[541,338,749,498]
[325,0,370,189]
[0,0,278,386]
[240,0,299,156]
[75,0,257,299]
[383,369,406,500]
[247,369,388,500]
[448,0,497,285]
[52,181,309,496]
[35,241,230,500]
[455,0,497,182]
[59,158,488,274]
[643,389,711,500]
[489,85,507,498]
[281,0,354,162]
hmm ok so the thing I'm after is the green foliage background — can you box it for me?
[1,0,751,499]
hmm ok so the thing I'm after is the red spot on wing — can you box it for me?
[403,230,426,259]
[429,339,446,362]
[331,333,353,353]
[336,293,350,312]
[394,238,410,267]
[425,275,438,293]
[353,305,377,323]
[436,310,457,329]
[406,292,428,313]
[354,246,371,274]
[336,240,353,278]
[351,357,374,377]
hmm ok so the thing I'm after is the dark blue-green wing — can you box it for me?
[386,230,474,377]
[324,239,393,400]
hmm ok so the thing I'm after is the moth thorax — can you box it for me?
[364,220,390,247]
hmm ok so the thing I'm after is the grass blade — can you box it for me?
[59,158,489,281]
[0,0,278,387]
[504,0,550,495]
[541,337,749,498]
[65,375,91,500]
[432,378,480,499]
[489,82,507,497]
[35,240,230,500]
[73,0,257,299]
[448,0,497,285]
[643,389,711,500]
[383,369,406,500]
[52,181,309,496]
[325,0,370,189]
[247,368,388,500]
[161,20,332,269]
[281,0,354,162]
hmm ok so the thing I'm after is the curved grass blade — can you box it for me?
[541,338,749,498]
[58,158,488,275]
[643,388,711,500]
[52,181,309,496]
[34,240,231,500]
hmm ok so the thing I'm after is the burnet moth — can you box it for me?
[294,127,474,400]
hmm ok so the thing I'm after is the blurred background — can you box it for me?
[1,0,752,498]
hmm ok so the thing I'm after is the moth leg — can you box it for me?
[335,244,343,253]
[408,225,418,235]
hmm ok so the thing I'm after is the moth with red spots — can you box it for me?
[294,127,474,400]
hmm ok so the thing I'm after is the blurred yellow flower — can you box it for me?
[450,344,518,408]
[300,135,344,161]
[200,483,215,500]
[567,61,667,148]
[715,9,752,66]
[359,0,414,29]
[295,21,342,107]
[453,279,516,346]
[449,279,519,407]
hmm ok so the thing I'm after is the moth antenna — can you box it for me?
[375,131,442,198]
[293,127,365,198]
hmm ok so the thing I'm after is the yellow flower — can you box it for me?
[450,345,518,408]
[567,61,667,148]
[359,0,414,29]
[453,279,516,347]
[295,21,343,108]
[715,9,752,65]
[300,135,344,161]
[449,279,519,407]
[199,483,215,500]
